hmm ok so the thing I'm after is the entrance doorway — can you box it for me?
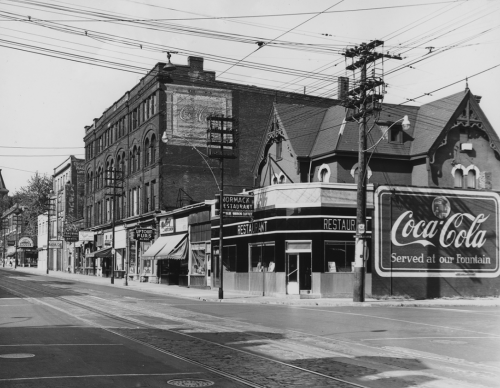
[286,252,312,295]
[158,259,180,285]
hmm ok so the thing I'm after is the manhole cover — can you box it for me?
[0,353,35,359]
[167,379,214,387]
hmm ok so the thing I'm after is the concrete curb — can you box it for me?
[4,267,500,308]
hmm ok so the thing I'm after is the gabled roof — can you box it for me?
[410,90,467,155]
[256,89,498,166]
[0,169,8,197]
[274,103,328,157]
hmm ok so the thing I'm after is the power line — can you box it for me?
[0,0,465,22]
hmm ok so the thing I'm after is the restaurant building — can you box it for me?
[207,86,500,298]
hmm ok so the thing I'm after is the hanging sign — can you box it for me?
[216,194,254,217]
[375,186,500,278]
[79,231,95,241]
[18,237,34,248]
[134,229,155,242]
[49,240,63,249]
[63,230,79,242]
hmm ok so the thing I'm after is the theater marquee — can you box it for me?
[374,186,500,278]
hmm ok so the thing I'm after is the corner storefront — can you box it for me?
[211,183,374,297]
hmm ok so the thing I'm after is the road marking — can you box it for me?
[0,344,123,347]
[398,306,500,316]
[0,372,203,382]
[0,298,20,300]
[362,336,500,341]
[287,306,500,338]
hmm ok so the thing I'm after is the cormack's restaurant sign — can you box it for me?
[216,194,254,217]
[374,186,500,278]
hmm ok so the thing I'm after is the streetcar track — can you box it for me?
[2,273,499,381]
[0,276,372,388]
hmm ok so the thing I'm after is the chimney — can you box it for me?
[188,56,204,72]
[474,95,482,104]
[338,77,349,101]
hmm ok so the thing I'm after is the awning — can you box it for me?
[142,234,187,260]
[157,234,187,260]
[86,247,112,258]
[6,247,16,257]
[142,236,172,258]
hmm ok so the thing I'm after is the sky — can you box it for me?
[1,0,499,193]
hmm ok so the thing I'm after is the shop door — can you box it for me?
[299,253,312,293]
[159,260,180,285]
[286,254,299,295]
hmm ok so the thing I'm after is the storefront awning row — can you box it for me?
[143,234,187,260]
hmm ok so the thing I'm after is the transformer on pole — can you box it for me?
[340,40,402,302]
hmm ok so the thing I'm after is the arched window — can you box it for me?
[351,163,372,184]
[137,147,141,171]
[151,135,156,163]
[467,169,477,188]
[454,169,463,188]
[317,164,331,183]
[120,153,125,175]
[131,148,136,173]
[145,138,150,167]
[320,169,328,182]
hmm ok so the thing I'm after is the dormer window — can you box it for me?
[390,125,403,144]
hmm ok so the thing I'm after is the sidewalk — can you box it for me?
[4,266,500,308]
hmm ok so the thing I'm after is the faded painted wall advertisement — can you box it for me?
[165,86,232,147]
[374,186,500,278]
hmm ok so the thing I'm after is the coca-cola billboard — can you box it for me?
[374,186,500,278]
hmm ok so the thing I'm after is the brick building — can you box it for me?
[38,156,85,273]
[83,56,335,281]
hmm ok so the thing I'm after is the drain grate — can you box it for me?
[0,353,35,359]
[167,379,214,387]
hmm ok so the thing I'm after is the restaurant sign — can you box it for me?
[374,186,500,278]
[216,194,254,217]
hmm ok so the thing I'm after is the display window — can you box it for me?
[143,259,152,274]
[191,242,207,276]
[324,241,355,272]
[249,242,275,272]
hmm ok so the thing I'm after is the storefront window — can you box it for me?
[222,245,237,272]
[324,241,355,272]
[143,259,152,274]
[129,240,136,274]
[191,243,206,275]
[249,243,275,272]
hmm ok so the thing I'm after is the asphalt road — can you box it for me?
[1,269,499,388]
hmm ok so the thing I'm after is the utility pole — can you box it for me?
[105,167,124,285]
[341,40,401,302]
[207,115,237,300]
[45,191,55,275]
[1,218,7,267]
